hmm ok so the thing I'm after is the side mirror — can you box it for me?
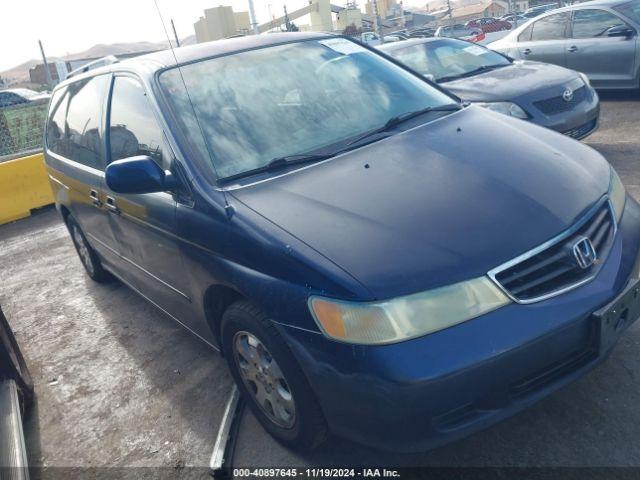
[105,155,177,194]
[607,25,635,38]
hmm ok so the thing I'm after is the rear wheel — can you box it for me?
[221,300,328,451]
[66,215,110,283]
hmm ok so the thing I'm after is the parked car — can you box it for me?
[435,24,484,41]
[0,88,50,108]
[379,37,600,139]
[489,0,640,89]
[409,27,436,37]
[500,12,527,22]
[360,31,402,45]
[44,32,640,453]
[466,17,512,33]
[0,306,33,480]
[524,3,560,17]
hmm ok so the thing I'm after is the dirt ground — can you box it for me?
[0,90,639,475]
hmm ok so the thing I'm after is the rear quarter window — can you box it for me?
[46,75,109,169]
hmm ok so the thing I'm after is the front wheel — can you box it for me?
[221,300,328,451]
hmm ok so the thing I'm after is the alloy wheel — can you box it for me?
[72,225,95,276]
[233,331,296,428]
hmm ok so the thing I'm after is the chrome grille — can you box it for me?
[533,86,587,115]
[563,118,597,140]
[489,198,615,303]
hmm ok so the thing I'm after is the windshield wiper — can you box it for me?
[218,104,461,184]
[345,104,461,147]
[218,153,333,184]
[438,64,507,83]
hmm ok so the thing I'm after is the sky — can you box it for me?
[0,0,330,72]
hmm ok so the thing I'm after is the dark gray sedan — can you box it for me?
[379,37,600,139]
[488,0,640,90]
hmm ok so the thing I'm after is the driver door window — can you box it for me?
[571,9,627,38]
[109,76,168,170]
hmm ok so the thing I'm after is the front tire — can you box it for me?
[221,300,328,451]
[65,215,110,283]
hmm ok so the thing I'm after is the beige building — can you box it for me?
[194,6,251,43]
[364,0,399,19]
[448,1,507,22]
[309,0,334,31]
[336,6,363,30]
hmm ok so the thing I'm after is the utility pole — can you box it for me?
[38,40,54,90]
[372,0,384,43]
[284,5,292,31]
[170,19,180,47]
[446,0,454,27]
[247,0,259,34]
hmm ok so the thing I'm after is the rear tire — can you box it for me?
[0,306,34,413]
[221,300,328,451]
[65,215,111,283]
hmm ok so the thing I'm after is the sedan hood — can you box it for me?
[443,61,580,102]
[231,107,610,299]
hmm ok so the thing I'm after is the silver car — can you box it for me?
[488,0,640,89]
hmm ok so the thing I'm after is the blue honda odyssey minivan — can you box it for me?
[44,33,640,452]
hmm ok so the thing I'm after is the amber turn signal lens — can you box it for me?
[309,298,347,339]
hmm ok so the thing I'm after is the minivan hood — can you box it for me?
[231,107,609,299]
[443,61,580,101]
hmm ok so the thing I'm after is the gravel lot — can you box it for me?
[0,90,638,474]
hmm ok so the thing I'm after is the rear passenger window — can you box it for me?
[108,77,167,169]
[64,76,109,169]
[531,12,570,40]
[46,88,69,156]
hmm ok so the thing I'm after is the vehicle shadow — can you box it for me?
[596,89,640,102]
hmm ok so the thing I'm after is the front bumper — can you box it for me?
[525,86,600,140]
[280,195,640,452]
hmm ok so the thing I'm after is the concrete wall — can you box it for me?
[0,153,54,225]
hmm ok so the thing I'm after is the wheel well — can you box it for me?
[203,284,243,353]
[60,205,71,223]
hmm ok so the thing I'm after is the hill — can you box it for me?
[0,36,196,84]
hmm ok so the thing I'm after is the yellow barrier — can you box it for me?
[0,152,54,225]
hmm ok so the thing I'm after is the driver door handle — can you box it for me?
[522,48,532,55]
[567,45,578,52]
[105,196,120,215]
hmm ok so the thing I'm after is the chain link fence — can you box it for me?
[0,100,48,162]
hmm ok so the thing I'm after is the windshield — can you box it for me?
[615,0,640,24]
[387,39,510,82]
[159,38,455,180]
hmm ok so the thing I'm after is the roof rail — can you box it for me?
[66,55,119,79]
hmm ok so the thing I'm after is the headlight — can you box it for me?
[609,166,626,223]
[579,72,591,88]
[308,277,511,345]
[474,101,529,119]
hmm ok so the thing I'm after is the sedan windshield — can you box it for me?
[159,38,455,180]
[615,0,640,24]
[388,39,510,82]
